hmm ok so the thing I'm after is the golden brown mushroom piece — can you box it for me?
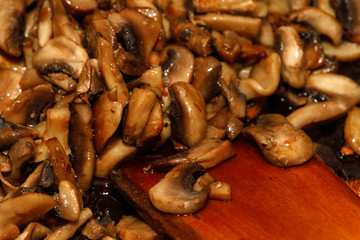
[149,163,210,215]
[243,114,315,167]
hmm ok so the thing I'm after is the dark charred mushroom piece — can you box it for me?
[243,114,316,167]
[1,84,55,126]
[0,0,26,57]
[148,163,210,215]
[168,82,207,147]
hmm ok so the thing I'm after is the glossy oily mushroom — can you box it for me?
[149,163,210,215]
[62,0,98,15]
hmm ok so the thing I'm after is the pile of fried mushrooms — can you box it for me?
[1,0,360,239]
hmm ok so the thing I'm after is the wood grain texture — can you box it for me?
[110,139,360,240]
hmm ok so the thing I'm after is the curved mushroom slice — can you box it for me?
[321,41,360,62]
[194,13,262,40]
[50,0,82,45]
[0,192,56,228]
[317,0,336,16]
[122,87,157,145]
[243,114,315,167]
[211,30,241,63]
[193,0,261,15]
[116,215,158,240]
[62,0,98,15]
[69,102,96,192]
[207,109,244,141]
[218,78,246,119]
[0,223,20,240]
[1,84,54,126]
[239,52,281,100]
[276,26,307,88]
[0,0,26,57]
[289,0,310,10]
[192,56,222,102]
[0,69,23,113]
[344,107,360,156]
[95,136,137,178]
[172,19,213,57]
[45,208,93,240]
[38,0,53,47]
[76,58,105,98]
[154,0,189,19]
[168,82,207,147]
[148,138,236,170]
[16,222,51,240]
[159,44,195,87]
[32,36,89,91]
[56,180,82,222]
[289,7,343,45]
[303,31,326,70]
[93,88,123,153]
[149,163,210,215]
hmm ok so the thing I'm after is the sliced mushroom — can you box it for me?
[193,0,260,15]
[243,113,316,167]
[0,153,10,173]
[0,192,56,228]
[289,7,343,45]
[289,0,310,11]
[267,0,290,15]
[15,222,51,240]
[159,44,195,87]
[321,41,360,62]
[344,107,360,156]
[56,180,82,222]
[218,78,246,119]
[168,82,207,147]
[76,58,105,98]
[116,215,158,240]
[148,163,210,215]
[154,0,189,20]
[0,69,23,113]
[208,182,232,201]
[193,172,216,192]
[81,218,107,240]
[302,31,326,70]
[207,108,244,140]
[0,0,26,57]
[62,0,98,15]
[276,26,307,88]
[317,0,336,16]
[211,30,241,63]
[148,138,236,170]
[38,0,53,47]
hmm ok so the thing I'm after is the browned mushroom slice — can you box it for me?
[95,136,137,178]
[194,13,262,40]
[243,113,315,167]
[344,107,360,155]
[93,88,123,153]
[208,109,244,141]
[154,0,189,19]
[69,102,96,192]
[192,56,222,102]
[96,35,129,106]
[208,181,232,200]
[0,69,23,113]
[56,180,82,221]
[1,84,55,126]
[62,0,98,15]
[193,0,256,14]
[16,222,51,240]
[0,192,56,228]
[149,163,210,215]
[333,0,360,43]
[50,0,82,45]
[32,36,89,91]
[38,0,52,47]
[218,78,246,119]
[289,0,310,10]
[46,137,76,186]
[116,215,158,240]
[122,87,157,145]
[19,69,48,91]
[0,0,26,57]
[321,41,360,62]
[81,218,107,240]
[276,26,307,88]
[0,49,26,73]
[172,19,213,57]
[0,223,20,239]
[149,138,236,170]
[159,45,195,87]
[267,0,290,15]
[76,58,105,97]
[211,30,241,63]
[317,0,336,16]
[0,118,38,149]
[168,82,207,147]
[303,31,326,70]
[289,7,343,45]
[0,153,10,173]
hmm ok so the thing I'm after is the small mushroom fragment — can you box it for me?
[276,26,307,88]
[267,0,290,15]
[0,192,56,228]
[344,107,360,155]
[149,163,210,215]
[148,138,236,170]
[159,45,195,87]
[0,153,10,173]
[56,180,82,222]
[76,58,105,98]
[217,78,246,119]
[93,88,123,153]
[116,215,158,240]
[154,0,189,20]
[194,13,262,40]
[302,31,326,70]
[168,82,207,147]
[207,109,244,140]
[0,0,26,57]
[289,7,343,45]
[209,182,232,201]
[193,172,216,192]
[81,218,107,240]
[243,114,315,167]
[16,222,51,240]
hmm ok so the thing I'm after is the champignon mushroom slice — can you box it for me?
[81,218,107,240]
[44,208,93,240]
[193,0,261,15]
[289,7,343,46]
[96,35,129,106]
[95,136,137,178]
[154,0,189,20]
[209,182,232,201]
[208,109,244,141]
[149,138,236,170]
[344,107,360,156]
[93,88,123,153]
[50,0,82,45]
[303,31,326,70]
[0,0,26,57]
[62,0,98,15]
[267,0,290,15]
[317,0,336,16]
[46,137,76,186]
[0,192,56,228]
[116,215,158,240]
[0,69,23,113]
[76,58,105,97]
[172,19,213,57]
[276,26,307,88]
[69,102,96,192]
[211,30,241,63]
[149,163,209,215]
[194,13,262,40]
[3,137,36,187]
[193,172,216,192]
[38,0,53,47]
[16,222,51,240]
[159,44,195,87]
[239,52,281,100]
[168,82,207,147]
[218,78,246,119]
[321,41,360,62]
[289,0,310,10]
[243,114,315,167]
[56,180,81,222]
[192,56,222,102]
